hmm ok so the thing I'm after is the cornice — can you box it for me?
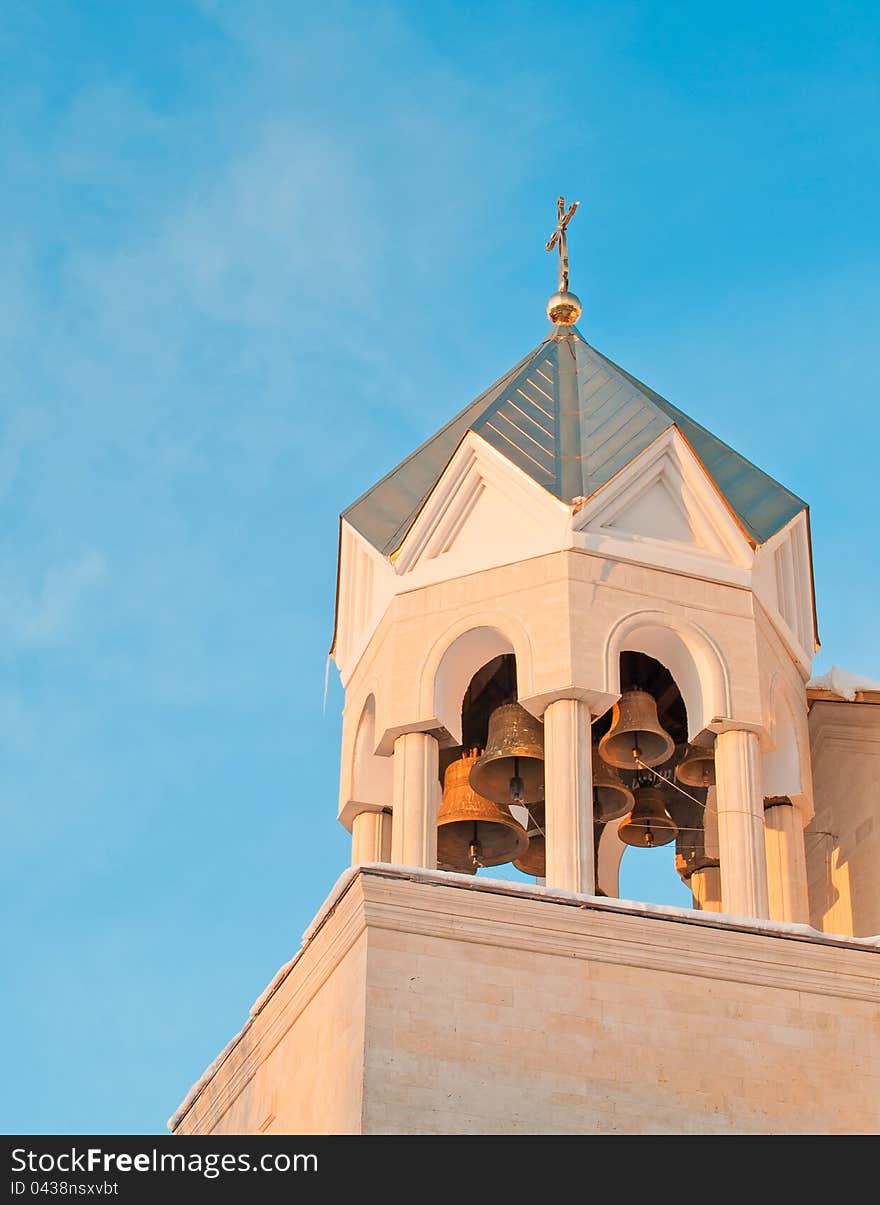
[171,866,879,1133]
[359,869,879,1004]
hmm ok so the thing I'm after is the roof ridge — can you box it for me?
[584,341,807,515]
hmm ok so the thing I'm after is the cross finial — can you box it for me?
[545,196,579,293]
[544,196,582,326]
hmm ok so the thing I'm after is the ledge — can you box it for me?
[169,864,878,1132]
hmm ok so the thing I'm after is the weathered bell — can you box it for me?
[437,749,529,872]
[470,703,545,806]
[676,742,716,787]
[513,803,545,877]
[598,689,675,769]
[592,746,634,823]
[618,787,677,848]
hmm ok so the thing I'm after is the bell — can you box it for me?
[598,689,675,769]
[437,749,528,872]
[513,803,545,877]
[618,787,677,848]
[592,746,634,823]
[676,743,716,787]
[470,703,545,806]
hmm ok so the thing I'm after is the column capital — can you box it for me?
[675,852,720,882]
[519,686,617,721]
[339,800,392,832]
[706,717,773,749]
[376,719,451,757]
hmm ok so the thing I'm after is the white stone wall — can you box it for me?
[172,869,880,1136]
[807,699,880,939]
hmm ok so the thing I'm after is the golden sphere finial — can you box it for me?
[546,290,582,325]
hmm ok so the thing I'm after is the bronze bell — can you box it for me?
[598,689,675,770]
[437,749,529,873]
[592,746,634,823]
[470,702,545,806]
[676,742,716,787]
[618,786,677,848]
[513,803,545,877]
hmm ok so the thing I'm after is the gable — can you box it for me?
[392,430,571,583]
[572,427,755,580]
[342,341,546,556]
[603,476,698,544]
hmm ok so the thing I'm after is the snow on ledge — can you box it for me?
[358,863,880,950]
[168,862,879,1131]
[808,664,880,701]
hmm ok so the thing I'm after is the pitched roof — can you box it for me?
[343,325,807,555]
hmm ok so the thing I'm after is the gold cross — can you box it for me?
[545,195,579,293]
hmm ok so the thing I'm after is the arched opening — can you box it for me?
[604,610,731,740]
[436,653,537,883]
[350,694,393,810]
[597,652,715,909]
[423,615,534,745]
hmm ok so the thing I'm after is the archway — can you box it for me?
[604,610,731,739]
[350,694,393,810]
[421,615,534,744]
[595,651,713,909]
[436,651,537,883]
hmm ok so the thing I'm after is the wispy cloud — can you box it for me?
[1,551,106,648]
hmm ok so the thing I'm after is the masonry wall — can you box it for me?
[807,699,880,940]
[171,869,880,1136]
[360,874,879,1134]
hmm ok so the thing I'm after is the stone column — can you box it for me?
[391,731,439,868]
[543,699,595,894]
[351,809,392,866]
[690,865,723,912]
[764,796,810,924]
[715,729,770,918]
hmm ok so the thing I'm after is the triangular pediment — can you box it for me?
[603,475,699,544]
[392,430,570,580]
[573,428,754,574]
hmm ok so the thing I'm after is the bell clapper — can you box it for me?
[468,821,484,870]
[509,756,524,804]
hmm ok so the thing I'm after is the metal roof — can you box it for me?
[343,325,807,555]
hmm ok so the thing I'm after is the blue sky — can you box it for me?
[2,1,878,1133]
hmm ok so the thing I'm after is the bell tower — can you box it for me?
[170,203,880,1137]
[334,195,818,923]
